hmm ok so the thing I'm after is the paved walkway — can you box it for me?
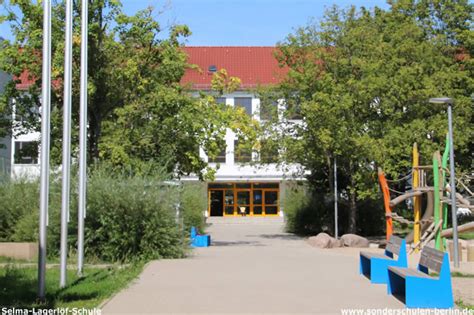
[102,218,403,314]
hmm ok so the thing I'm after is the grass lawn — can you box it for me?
[457,300,474,310]
[0,256,30,263]
[0,262,144,308]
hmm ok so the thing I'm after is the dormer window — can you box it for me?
[208,65,217,73]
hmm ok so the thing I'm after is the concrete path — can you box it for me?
[102,218,403,314]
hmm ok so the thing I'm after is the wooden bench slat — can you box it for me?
[388,266,433,279]
[386,235,403,256]
[360,251,394,260]
[419,246,444,273]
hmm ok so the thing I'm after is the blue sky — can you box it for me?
[1,0,389,46]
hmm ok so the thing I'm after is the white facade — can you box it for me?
[183,91,307,182]
[0,96,41,180]
[4,92,307,183]
[10,131,41,179]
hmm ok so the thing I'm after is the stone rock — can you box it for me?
[340,234,370,248]
[332,238,344,248]
[307,233,342,248]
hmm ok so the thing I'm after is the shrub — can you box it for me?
[0,165,211,263]
[0,180,40,241]
[84,170,185,262]
[284,183,333,236]
[284,181,385,237]
[179,182,206,233]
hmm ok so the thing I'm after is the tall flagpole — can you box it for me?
[77,0,89,276]
[38,0,52,300]
[60,0,73,288]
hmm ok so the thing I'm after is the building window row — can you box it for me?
[14,141,39,165]
[208,139,279,164]
[213,96,301,121]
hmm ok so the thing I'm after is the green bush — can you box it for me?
[179,182,206,233]
[83,170,186,262]
[0,180,40,241]
[0,166,210,263]
[284,183,333,236]
[284,182,385,237]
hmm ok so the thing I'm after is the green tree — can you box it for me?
[101,68,259,180]
[0,1,259,178]
[274,2,472,234]
[0,1,190,162]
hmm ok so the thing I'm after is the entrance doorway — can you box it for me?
[208,183,280,217]
[209,190,224,216]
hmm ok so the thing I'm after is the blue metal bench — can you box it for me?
[190,226,211,247]
[387,246,453,308]
[360,235,407,284]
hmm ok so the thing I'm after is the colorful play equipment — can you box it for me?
[378,137,473,254]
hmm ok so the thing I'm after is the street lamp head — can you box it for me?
[429,97,454,105]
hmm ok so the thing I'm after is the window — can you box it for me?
[285,93,303,120]
[286,102,303,120]
[259,140,279,163]
[234,97,252,115]
[260,100,278,121]
[215,97,226,105]
[234,139,252,163]
[14,141,39,164]
[208,142,226,163]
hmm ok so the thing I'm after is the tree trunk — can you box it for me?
[326,152,334,199]
[89,110,102,162]
[348,161,357,233]
[87,2,105,162]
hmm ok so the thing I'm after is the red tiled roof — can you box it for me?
[15,46,288,90]
[15,70,35,90]
[181,46,287,89]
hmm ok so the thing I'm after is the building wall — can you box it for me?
[0,71,12,180]
[185,91,307,182]
[11,131,41,179]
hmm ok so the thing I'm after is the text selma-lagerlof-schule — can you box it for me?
[1,308,101,315]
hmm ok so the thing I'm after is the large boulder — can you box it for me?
[340,234,370,248]
[308,233,342,248]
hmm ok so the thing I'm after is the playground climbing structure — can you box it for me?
[378,138,473,254]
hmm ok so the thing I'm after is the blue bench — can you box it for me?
[360,235,407,284]
[387,246,453,308]
[190,226,211,247]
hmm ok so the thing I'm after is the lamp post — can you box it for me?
[429,97,459,267]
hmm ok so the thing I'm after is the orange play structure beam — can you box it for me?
[378,168,392,240]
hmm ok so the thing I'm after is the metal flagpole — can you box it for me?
[38,0,52,301]
[447,104,459,267]
[429,97,459,267]
[77,0,89,276]
[334,157,338,239]
[60,0,73,288]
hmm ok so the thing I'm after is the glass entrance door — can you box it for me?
[208,183,280,216]
[224,189,234,215]
[236,190,251,215]
[264,190,279,215]
[253,190,263,215]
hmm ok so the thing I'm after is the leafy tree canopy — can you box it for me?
[270,0,472,233]
[0,0,256,179]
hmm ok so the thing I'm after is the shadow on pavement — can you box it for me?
[250,234,302,240]
[212,241,265,247]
